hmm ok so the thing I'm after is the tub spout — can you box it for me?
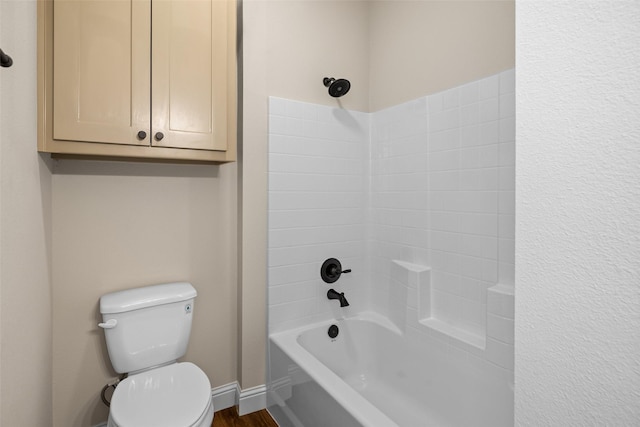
[327,289,349,307]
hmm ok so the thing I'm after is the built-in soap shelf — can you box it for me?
[419,318,486,350]
[391,260,515,362]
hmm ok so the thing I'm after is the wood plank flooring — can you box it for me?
[212,407,278,427]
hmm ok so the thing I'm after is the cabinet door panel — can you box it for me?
[152,0,228,151]
[53,0,150,145]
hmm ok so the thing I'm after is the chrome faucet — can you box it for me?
[327,289,349,307]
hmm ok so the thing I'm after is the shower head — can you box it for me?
[323,77,351,98]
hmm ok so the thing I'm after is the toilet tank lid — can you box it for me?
[100,282,197,314]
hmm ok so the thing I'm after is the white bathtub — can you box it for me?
[268,313,513,427]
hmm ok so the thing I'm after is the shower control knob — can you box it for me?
[155,132,164,141]
[321,258,351,283]
[329,266,351,275]
[137,131,147,140]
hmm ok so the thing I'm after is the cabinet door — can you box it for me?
[151,0,229,151]
[53,0,150,145]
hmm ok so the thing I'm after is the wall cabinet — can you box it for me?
[38,0,236,163]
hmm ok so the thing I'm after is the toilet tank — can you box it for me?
[99,282,197,374]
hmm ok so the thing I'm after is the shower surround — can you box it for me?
[267,69,515,426]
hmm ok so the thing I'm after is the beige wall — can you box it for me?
[239,0,370,389]
[262,0,371,112]
[51,160,237,427]
[0,0,53,425]
[369,0,515,111]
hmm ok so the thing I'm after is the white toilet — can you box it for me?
[99,282,214,427]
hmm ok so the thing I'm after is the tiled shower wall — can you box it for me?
[268,69,515,368]
[268,98,370,333]
[371,69,515,339]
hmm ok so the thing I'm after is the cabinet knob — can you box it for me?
[155,132,164,141]
[137,131,147,140]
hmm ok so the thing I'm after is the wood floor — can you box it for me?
[212,407,278,427]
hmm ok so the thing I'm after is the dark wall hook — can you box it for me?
[0,48,13,68]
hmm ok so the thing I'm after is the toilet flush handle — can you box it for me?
[98,319,117,329]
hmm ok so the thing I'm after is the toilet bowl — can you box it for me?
[107,363,214,427]
[99,283,214,427]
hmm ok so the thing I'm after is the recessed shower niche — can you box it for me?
[390,258,514,369]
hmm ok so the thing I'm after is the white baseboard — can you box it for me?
[238,384,267,416]
[213,381,267,416]
[212,382,241,411]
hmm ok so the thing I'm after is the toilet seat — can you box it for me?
[108,362,213,427]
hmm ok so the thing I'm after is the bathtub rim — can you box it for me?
[269,312,401,427]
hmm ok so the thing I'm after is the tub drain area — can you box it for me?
[328,324,339,339]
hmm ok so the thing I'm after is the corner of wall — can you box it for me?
[0,0,54,424]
